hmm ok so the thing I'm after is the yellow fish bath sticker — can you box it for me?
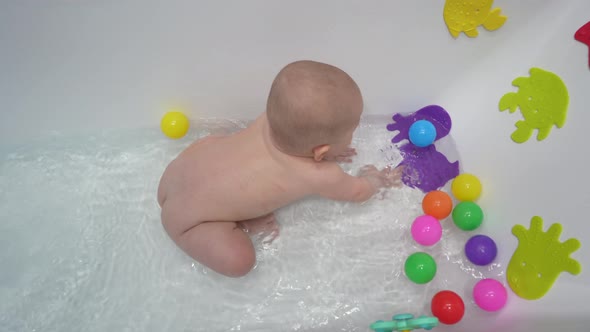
[443,0,507,38]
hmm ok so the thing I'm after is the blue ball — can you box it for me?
[408,120,436,147]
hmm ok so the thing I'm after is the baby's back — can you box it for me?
[158,118,319,234]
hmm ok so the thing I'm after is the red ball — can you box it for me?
[431,290,465,325]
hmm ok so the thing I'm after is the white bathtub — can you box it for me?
[1,1,589,331]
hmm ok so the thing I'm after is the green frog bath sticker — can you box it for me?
[499,68,569,143]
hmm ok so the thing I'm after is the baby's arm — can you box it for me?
[318,164,402,202]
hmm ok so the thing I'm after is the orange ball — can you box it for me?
[422,190,453,220]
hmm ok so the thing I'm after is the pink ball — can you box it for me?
[473,279,508,312]
[411,215,442,246]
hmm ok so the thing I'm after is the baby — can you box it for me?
[157,60,402,277]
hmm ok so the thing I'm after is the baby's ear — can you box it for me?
[312,144,330,162]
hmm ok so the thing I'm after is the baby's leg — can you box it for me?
[176,221,256,277]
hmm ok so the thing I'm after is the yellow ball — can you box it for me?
[451,173,482,201]
[161,111,189,139]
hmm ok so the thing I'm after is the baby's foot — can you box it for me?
[238,213,280,243]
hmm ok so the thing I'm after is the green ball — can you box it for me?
[404,252,437,284]
[452,201,484,231]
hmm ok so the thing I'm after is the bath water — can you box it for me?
[0,116,503,331]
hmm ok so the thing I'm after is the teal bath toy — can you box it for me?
[370,313,438,332]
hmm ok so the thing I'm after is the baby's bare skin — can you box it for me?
[157,61,402,277]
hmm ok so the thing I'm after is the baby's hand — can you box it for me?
[358,165,404,189]
[325,147,357,163]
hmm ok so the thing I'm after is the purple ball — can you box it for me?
[465,235,497,266]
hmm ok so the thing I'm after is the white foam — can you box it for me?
[0,116,504,331]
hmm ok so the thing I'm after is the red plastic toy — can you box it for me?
[575,21,590,68]
[431,290,465,325]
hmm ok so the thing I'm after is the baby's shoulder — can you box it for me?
[297,159,344,184]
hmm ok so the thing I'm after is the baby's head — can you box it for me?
[266,60,363,161]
